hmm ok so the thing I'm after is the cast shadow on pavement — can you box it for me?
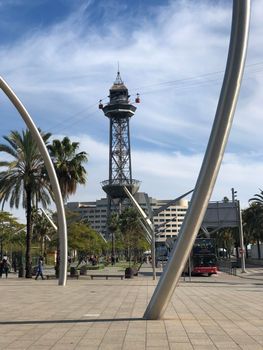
[0,317,144,325]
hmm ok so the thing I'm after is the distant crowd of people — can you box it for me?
[0,255,45,280]
[76,254,99,267]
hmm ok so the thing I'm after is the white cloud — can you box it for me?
[65,135,263,210]
[1,0,263,222]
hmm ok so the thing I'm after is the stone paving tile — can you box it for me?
[98,344,124,350]
[56,335,81,344]
[167,336,189,343]
[102,334,126,344]
[213,345,240,349]
[122,341,145,350]
[252,335,263,345]
[27,347,51,350]
[146,337,169,347]
[146,347,170,350]
[0,269,263,350]
[75,347,99,350]
[31,338,60,346]
[239,346,263,350]
[78,337,103,347]
[189,336,214,346]
[192,346,217,350]
[125,334,145,342]
[4,339,35,349]
[170,343,194,350]
[49,345,76,350]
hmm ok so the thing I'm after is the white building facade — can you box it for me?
[66,192,188,240]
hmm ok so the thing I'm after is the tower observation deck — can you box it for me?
[100,71,140,206]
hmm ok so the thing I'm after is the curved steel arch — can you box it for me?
[0,77,68,286]
[144,0,251,319]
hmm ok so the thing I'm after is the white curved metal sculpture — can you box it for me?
[0,77,68,286]
[144,0,251,319]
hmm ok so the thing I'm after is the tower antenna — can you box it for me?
[115,62,123,85]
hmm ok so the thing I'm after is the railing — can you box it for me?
[217,259,237,276]
[101,179,141,187]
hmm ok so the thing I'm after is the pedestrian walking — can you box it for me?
[2,257,10,278]
[35,256,44,280]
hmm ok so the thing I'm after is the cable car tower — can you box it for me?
[100,71,141,220]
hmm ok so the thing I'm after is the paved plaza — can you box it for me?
[0,266,262,350]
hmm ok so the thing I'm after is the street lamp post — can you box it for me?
[237,200,246,273]
[111,231,115,265]
[232,188,246,273]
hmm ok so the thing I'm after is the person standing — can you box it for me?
[35,256,44,280]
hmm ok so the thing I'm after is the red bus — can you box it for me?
[186,238,218,276]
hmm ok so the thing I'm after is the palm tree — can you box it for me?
[249,191,263,258]
[0,130,52,277]
[242,206,258,258]
[249,189,263,206]
[244,201,263,259]
[47,137,88,203]
[212,227,235,259]
[47,137,88,272]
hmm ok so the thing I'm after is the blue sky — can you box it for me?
[1,0,263,222]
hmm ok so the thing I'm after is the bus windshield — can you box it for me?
[193,255,217,267]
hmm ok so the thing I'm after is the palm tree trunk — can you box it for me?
[55,196,66,278]
[25,188,32,278]
[235,242,239,261]
[41,236,45,256]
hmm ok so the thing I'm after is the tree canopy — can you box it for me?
[48,136,88,202]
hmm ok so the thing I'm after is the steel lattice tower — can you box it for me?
[100,71,140,218]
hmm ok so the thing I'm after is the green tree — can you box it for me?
[242,206,256,258]
[119,207,149,265]
[249,189,263,206]
[48,137,88,273]
[212,227,235,258]
[47,137,88,203]
[0,130,52,277]
[0,211,25,259]
[67,222,106,259]
[249,190,263,258]
[243,202,263,259]
[222,196,229,203]
[32,209,56,258]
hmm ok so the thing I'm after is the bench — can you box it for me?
[46,275,56,280]
[46,274,79,280]
[88,274,124,280]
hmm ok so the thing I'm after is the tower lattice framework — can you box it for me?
[100,71,140,227]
